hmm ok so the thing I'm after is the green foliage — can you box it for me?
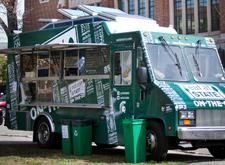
[0,54,7,82]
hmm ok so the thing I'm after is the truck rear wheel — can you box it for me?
[35,117,55,148]
[208,146,225,159]
[146,122,168,161]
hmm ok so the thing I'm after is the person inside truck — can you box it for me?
[122,65,131,85]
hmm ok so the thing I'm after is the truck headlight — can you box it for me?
[179,111,195,126]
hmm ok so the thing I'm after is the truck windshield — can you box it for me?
[185,47,225,82]
[147,44,190,81]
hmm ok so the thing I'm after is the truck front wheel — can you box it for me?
[35,117,55,148]
[146,122,168,161]
[208,146,225,159]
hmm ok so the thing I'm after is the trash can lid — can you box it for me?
[123,119,145,125]
[71,119,92,126]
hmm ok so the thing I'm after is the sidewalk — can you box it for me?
[0,125,33,142]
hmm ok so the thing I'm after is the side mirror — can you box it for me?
[137,67,147,84]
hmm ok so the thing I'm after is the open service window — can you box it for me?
[64,47,110,77]
[85,47,110,75]
[50,51,61,77]
[37,51,49,77]
[64,50,79,76]
[21,54,37,78]
[114,51,132,85]
[20,50,62,103]
[37,80,53,102]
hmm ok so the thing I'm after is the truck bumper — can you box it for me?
[178,127,225,140]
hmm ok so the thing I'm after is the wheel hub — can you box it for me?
[38,122,50,144]
[146,131,156,151]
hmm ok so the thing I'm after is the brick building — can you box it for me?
[114,0,169,27]
[23,0,114,32]
[114,0,225,61]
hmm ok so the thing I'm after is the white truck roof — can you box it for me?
[55,5,177,34]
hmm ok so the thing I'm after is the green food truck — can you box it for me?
[2,5,225,161]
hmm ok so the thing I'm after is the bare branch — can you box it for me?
[0,0,18,34]
[0,16,9,35]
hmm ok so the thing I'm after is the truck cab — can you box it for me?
[136,32,225,160]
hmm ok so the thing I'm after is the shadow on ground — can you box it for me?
[0,141,222,164]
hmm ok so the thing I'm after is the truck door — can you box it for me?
[111,42,135,118]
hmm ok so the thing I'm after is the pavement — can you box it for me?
[0,124,33,142]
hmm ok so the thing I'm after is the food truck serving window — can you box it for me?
[37,51,49,77]
[185,47,225,82]
[21,54,37,78]
[19,46,110,103]
[21,51,60,103]
[114,51,132,85]
[64,50,79,76]
[50,51,60,77]
[64,47,110,76]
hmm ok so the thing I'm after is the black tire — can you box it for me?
[35,117,55,148]
[146,122,168,161]
[208,146,225,159]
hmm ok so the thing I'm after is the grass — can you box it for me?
[0,142,186,165]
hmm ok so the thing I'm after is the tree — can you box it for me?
[0,1,19,85]
[0,0,17,36]
[0,55,7,82]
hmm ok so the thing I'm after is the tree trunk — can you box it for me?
[0,0,18,35]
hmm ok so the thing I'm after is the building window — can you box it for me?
[211,0,220,31]
[149,0,155,19]
[174,0,182,34]
[138,0,146,16]
[118,0,125,11]
[128,0,135,14]
[186,0,195,34]
[198,0,207,33]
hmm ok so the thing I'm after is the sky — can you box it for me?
[0,3,7,48]
[17,0,25,30]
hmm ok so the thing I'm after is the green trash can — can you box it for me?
[71,119,92,156]
[61,119,72,155]
[123,119,146,163]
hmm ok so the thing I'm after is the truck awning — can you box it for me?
[0,43,108,54]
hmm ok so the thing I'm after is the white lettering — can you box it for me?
[37,106,44,114]
[179,84,225,100]
[30,107,37,120]
[194,100,225,108]
[68,80,86,102]
[30,106,57,120]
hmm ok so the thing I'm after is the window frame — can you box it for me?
[198,0,208,33]
[211,0,220,31]
[174,0,183,34]
[128,0,135,14]
[113,50,133,86]
[118,0,125,11]
[138,0,146,16]
[149,0,155,19]
[186,0,195,34]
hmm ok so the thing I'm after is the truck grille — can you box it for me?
[196,110,225,127]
